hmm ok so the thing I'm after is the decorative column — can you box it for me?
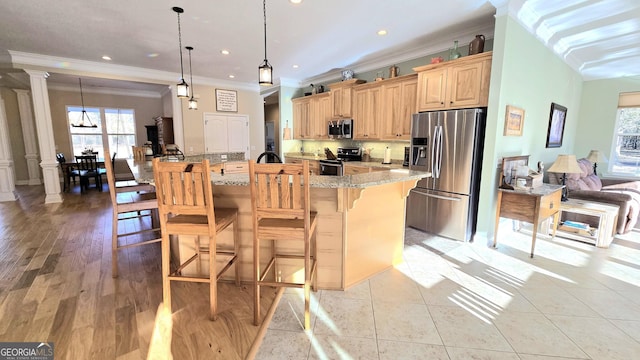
[24,69,62,203]
[0,96,17,201]
[14,89,42,185]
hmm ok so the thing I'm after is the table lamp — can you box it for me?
[586,150,608,176]
[548,154,582,201]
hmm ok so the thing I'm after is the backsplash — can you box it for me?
[299,140,408,162]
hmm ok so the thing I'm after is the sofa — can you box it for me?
[548,158,640,234]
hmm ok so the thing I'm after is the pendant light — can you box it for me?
[186,46,198,110]
[71,78,97,128]
[173,6,189,97]
[258,0,273,86]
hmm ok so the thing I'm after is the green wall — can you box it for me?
[576,77,640,174]
[475,14,584,241]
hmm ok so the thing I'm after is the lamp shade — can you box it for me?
[586,150,608,164]
[547,154,582,174]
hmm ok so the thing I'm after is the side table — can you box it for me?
[494,184,564,257]
[556,199,619,248]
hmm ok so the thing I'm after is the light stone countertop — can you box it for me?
[283,153,407,170]
[128,158,430,189]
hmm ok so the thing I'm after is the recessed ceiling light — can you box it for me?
[292,64,299,68]
[229,75,235,78]
[147,53,159,58]
[377,29,387,36]
[290,0,302,4]
[221,49,230,55]
[102,55,112,61]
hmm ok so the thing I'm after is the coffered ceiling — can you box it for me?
[0,0,638,93]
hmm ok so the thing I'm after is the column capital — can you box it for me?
[13,89,31,95]
[24,69,50,79]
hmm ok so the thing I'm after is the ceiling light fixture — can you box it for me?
[173,6,189,98]
[221,49,230,55]
[377,29,387,36]
[258,0,273,86]
[186,46,198,110]
[71,78,97,128]
[102,55,112,61]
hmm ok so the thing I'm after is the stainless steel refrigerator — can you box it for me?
[407,108,486,241]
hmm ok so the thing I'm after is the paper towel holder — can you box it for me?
[382,146,392,164]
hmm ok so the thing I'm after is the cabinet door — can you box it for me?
[316,95,331,139]
[398,78,418,140]
[227,116,248,153]
[381,82,402,140]
[416,68,447,111]
[204,114,228,152]
[352,88,368,139]
[448,61,484,108]
[366,87,382,139]
[331,87,354,117]
[293,98,311,139]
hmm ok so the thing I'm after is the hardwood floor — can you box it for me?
[0,185,277,359]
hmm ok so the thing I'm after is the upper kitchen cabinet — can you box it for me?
[292,92,331,140]
[293,96,312,139]
[380,75,418,140]
[328,79,366,118]
[352,85,382,140]
[414,52,492,111]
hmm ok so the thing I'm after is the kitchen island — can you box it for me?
[129,157,430,290]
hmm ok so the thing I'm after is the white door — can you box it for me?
[203,113,249,159]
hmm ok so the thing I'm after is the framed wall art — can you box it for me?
[215,89,238,112]
[503,105,525,136]
[545,102,567,148]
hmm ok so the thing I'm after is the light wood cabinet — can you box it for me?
[293,96,312,139]
[380,75,417,140]
[343,165,370,175]
[328,79,365,118]
[284,157,320,175]
[414,52,492,111]
[293,93,331,140]
[352,86,382,140]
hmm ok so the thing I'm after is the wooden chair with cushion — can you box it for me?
[76,154,102,192]
[152,157,240,320]
[248,159,318,330]
[56,153,79,192]
[104,149,161,278]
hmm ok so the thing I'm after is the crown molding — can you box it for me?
[7,50,260,93]
[47,83,163,99]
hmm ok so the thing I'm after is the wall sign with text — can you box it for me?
[215,89,238,112]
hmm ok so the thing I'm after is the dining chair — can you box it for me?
[75,154,102,193]
[132,146,146,161]
[248,159,318,330]
[104,149,161,278]
[56,153,79,192]
[152,157,240,320]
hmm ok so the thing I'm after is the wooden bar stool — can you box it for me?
[248,159,318,330]
[152,158,240,320]
[104,150,161,278]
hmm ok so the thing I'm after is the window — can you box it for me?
[68,107,137,159]
[609,92,640,176]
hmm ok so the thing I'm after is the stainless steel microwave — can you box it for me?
[328,119,353,139]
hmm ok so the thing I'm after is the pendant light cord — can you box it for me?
[263,0,268,61]
[188,47,194,96]
[79,78,86,110]
[177,9,185,79]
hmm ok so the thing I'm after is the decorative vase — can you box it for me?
[449,40,461,60]
[469,34,485,55]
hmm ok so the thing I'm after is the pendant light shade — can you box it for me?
[173,6,189,98]
[259,0,273,86]
[71,78,98,128]
[186,46,198,110]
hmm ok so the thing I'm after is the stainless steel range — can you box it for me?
[319,147,362,176]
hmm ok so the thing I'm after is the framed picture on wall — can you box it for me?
[546,102,567,148]
[215,89,238,112]
[503,105,525,136]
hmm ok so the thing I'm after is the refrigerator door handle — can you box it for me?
[430,126,438,177]
[437,125,443,178]
[411,188,462,202]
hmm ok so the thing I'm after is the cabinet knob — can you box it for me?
[440,102,444,105]
[450,101,454,104]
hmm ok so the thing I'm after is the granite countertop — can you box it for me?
[283,153,408,170]
[128,158,430,189]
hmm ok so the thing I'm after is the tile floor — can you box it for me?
[255,221,640,360]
